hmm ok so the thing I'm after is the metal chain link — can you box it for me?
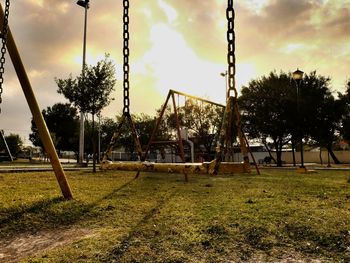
[123,0,130,114]
[226,0,237,98]
[0,0,10,113]
[226,1,250,165]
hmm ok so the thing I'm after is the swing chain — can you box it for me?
[226,0,237,98]
[123,0,130,114]
[0,0,10,112]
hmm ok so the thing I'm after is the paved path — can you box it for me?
[0,163,92,173]
[259,163,350,171]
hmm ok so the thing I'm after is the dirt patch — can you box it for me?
[249,248,329,263]
[0,227,93,262]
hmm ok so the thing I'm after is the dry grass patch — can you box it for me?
[0,169,349,262]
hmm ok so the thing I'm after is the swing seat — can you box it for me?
[100,161,205,174]
[100,160,250,175]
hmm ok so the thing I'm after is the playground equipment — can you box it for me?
[101,0,143,174]
[0,129,13,161]
[101,0,259,175]
[209,0,250,174]
[143,89,225,162]
[0,1,73,199]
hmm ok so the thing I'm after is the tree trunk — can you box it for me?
[291,138,296,167]
[327,151,331,167]
[205,145,211,162]
[319,148,323,165]
[275,139,283,167]
[327,145,341,164]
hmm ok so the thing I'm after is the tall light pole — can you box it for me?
[292,68,305,168]
[77,0,89,164]
[220,70,228,100]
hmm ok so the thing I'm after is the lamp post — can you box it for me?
[77,0,89,164]
[292,68,305,168]
[220,70,228,100]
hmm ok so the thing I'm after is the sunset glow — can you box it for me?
[1,0,349,142]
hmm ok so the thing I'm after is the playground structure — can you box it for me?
[142,89,226,164]
[101,0,257,176]
[101,89,259,175]
[0,1,73,199]
[0,0,255,200]
[0,129,13,161]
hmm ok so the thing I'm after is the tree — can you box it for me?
[308,96,344,164]
[339,79,350,151]
[155,105,178,141]
[240,70,343,166]
[0,133,23,158]
[99,117,118,154]
[301,72,343,164]
[56,54,117,172]
[29,103,79,155]
[108,113,157,160]
[239,71,294,166]
[177,99,223,161]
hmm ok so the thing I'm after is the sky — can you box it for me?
[0,0,350,145]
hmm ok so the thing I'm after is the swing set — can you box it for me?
[100,0,259,176]
[0,0,258,200]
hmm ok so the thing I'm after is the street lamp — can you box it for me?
[220,70,228,100]
[77,0,89,164]
[292,68,305,168]
[77,0,89,8]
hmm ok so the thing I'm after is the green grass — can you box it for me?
[0,169,349,262]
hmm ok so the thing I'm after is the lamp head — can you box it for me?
[77,0,89,8]
[292,69,304,81]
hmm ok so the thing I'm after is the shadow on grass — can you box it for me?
[100,190,176,262]
[99,177,137,201]
[0,197,101,238]
[284,223,350,257]
[0,177,137,238]
[0,197,63,226]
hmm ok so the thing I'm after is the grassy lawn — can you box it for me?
[0,169,349,262]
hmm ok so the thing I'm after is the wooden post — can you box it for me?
[0,4,73,199]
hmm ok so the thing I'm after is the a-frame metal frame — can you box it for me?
[143,90,189,164]
[0,129,13,161]
[0,4,73,199]
[144,89,259,175]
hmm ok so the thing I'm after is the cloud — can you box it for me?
[134,23,227,104]
[1,0,350,143]
[158,0,178,23]
[167,0,227,62]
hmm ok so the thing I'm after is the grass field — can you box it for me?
[0,168,349,262]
